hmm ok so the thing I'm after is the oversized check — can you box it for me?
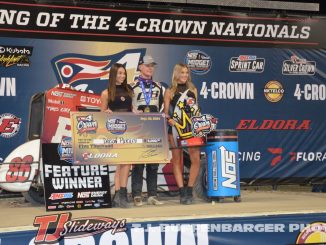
[70,112,169,164]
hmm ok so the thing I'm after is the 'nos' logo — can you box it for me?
[220,146,237,189]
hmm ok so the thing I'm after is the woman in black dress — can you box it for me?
[100,63,133,208]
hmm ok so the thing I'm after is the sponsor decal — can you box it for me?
[33,213,127,243]
[5,155,33,183]
[220,146,237,189]
[191,114,217,137]
[296,222,326,244]
[76,115,98,135]
[0,113,21,138]
[264,80,284,102]
[49,193,74,200]
[200,82,254,100]
[185,50,212,75]
[51,90,77,99]
[77,191,108,198]
[282,55,316,75]
[106,118,127,135]
[237,120,311,130]
[80,95,101,105]
[82,152,118,160]
[46,106,59,112]
[294,83,326,101]
[47,99,64,105]
[229,55,265,73]
[58,136,73,163]
[0,45,33,68]
[0,77,16,96]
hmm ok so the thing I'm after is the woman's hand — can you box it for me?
[167,118,177,126]
[132,108,143,114]
[105,108,113,114]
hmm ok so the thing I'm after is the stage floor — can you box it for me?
[0,190,325,231]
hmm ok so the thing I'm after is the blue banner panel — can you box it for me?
[1,213,326,244]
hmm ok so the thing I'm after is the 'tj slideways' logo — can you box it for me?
[33,212,127,243]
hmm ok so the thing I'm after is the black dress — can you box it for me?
[168,84,196,134]
[107,84,132,112]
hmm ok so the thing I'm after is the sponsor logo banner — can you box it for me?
[42,143,111,211]
[282,55,316,75]
[33,212,126,243]
[0,45,33,68]
[229,55,265,73]
[185,50,212,75]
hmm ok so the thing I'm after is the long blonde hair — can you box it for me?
[170,63,196,99]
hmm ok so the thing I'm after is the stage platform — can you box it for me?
[0,190,325,231]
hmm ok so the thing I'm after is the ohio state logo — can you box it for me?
[0,113,21,138]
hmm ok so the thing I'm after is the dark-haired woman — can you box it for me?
[100,63,133,208]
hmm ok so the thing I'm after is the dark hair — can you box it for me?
[107,63,133,101]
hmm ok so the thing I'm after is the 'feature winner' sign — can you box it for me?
[71,112,169,164]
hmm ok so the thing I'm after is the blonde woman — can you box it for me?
[163,63,200,205]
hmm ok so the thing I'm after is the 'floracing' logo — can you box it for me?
[33,212,127,244]
[76,115,98,135]
[191,114,218,137]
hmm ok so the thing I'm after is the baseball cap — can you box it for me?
[139,55,157,65]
